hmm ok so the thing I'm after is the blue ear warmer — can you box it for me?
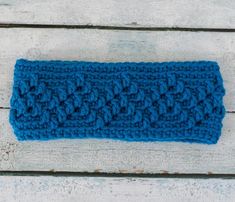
[9,59,225,144]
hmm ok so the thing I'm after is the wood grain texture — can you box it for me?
[0,176,234,202]
[0,28,234,110]
[0,109,234,174]
[0,1,234,200]
[0,0,235,28]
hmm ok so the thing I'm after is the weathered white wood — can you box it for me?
[0,0,235,28]
[0,109,234,174]
[0,176,234,202]
[0,28,234,110]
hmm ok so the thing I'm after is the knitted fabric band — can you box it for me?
[10,59,225,144]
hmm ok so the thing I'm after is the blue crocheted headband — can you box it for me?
[10,59,225,144]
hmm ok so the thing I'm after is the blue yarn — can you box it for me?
[9,59,226,144]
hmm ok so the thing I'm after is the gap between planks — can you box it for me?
[0,171,235,179]
[1,23,235,32]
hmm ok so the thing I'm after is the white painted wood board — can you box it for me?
[0,28,234,110]
[0,1,234,201]
[0,109,234,174]
[0,176,234,202]
[0,0,235,28]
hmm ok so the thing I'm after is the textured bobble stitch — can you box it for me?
[9,59,226,144]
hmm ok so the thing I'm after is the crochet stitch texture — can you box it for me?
[9,59,225,144]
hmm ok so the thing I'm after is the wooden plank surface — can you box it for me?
[0,175,234,202]
[0,28,234,110]
[0,1,234,201]
[0,0,235,28]
[0,109,234,174]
